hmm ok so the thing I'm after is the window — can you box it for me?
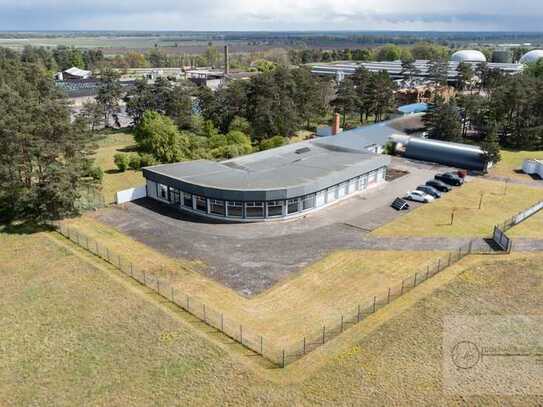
[287,199,299,215]
[195,195,207,212]
[158,184,168,200]
[227,201,243,218]
[378,167,387,182]
[302,194,316,211]
[316,190,326,207]
[368,171,378,185]
[267,200,284,217]
[359,175,368,190]
[210,199,225,216]
[245,201,264,218]
[327,186,338,203]
[349,178,358,193]
[169,188,181,205]
[338,182,348,198]
[183,192,193,208]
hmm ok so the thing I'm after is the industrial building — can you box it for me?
[310,54,523,83]
[401,137,489,171]
[142,123,397,221]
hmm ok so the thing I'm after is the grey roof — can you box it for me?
[404,137,487,171]
[143,138,391,202]
[316,119,407,151]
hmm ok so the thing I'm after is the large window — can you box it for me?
[338,182,348,198]
[245,201,264,218]
[327,186,338,203]
[302,194,316,211]
[169,188,181,205]
[267,200,284,217]
[210,199,225,216]
[227,201,243,218]
[195,195,207,212]
[359,175,368,190]
[287,199,299,215]
[368,171,378,185]
[378,167,387,182]
[158,184,168,201]
[349,178,358,193]
[316,191,326,207]
[183,192,193,208]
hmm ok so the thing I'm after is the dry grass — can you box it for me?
[2,228,543,405]
[94,132,145,204]
[373,179,543,237]
[489,149,543,180]
[508,209,543,239]
[62,215,443,346]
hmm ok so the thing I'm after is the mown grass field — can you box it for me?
[94,132,145,204]
[489,149,543,180]
[2,228,543,405]
[62,215,444,346]
[373,179,542,237]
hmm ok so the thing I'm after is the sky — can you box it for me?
[1,0,543,31]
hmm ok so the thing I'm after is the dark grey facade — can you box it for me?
[403,138,488,171]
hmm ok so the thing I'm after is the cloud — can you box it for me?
[0,0,542,31]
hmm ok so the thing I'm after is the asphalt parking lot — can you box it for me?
[94,157,462,296]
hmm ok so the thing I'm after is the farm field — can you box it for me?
[489,149,543,180]
[94,132,145,204]
[373,179,542,238]
[2,227,543,405]
[61,215,444,346]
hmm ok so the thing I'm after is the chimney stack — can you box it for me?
[224,45,230,75]
[332,113,341,136]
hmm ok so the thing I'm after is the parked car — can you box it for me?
[406,190,435,203]
[435,172,464,186]
[426,179,452,192]
[417,185,442,199]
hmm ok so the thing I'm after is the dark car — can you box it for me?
[426,179,452,192]
[417,185,442,198]
[435,172,464,186]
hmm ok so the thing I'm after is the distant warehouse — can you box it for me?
[142,131,393,222]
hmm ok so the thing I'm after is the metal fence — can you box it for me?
[499,200,543,232]
[53,222,284,367]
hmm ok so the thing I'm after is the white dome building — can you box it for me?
[451,50,487,63]
[520,50,543,64]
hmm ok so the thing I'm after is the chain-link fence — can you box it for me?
[51,204,536,367]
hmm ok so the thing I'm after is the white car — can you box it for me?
[406,190,435,203]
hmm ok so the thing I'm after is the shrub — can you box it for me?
[139,153,158,167]
[88,166,104,182]
[113,153,130,172]
[260,135,287,151]
[128,154,142,170]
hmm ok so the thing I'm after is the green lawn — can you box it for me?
[490,149,543,180]
[373,179,543,237]
[2,229,543,405]
[94,132,145,204]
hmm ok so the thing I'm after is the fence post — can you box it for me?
[437,258,441,272]
[303,337,306,354]
[357,304,361,322]
[414,272,418,287]
[400,279,404,295]
[143,270,146,285]
[282,350,285,368]
[239,325,243,344]
[322,326,326,344]
[426,265,430,280]
[340,315,344,332]
[260,336,263,354]
[203,304,206,322]
[186,295,190,311]
[448,252,452,266]
[130,263,133,277]
[387,287,391,304]
[156,278,160,294]
[373,296,376,313]
[221,313,224,331]
[468,240,473,254]
[171,287,174,302]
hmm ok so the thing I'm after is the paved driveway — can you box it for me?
[94,158,466,296]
